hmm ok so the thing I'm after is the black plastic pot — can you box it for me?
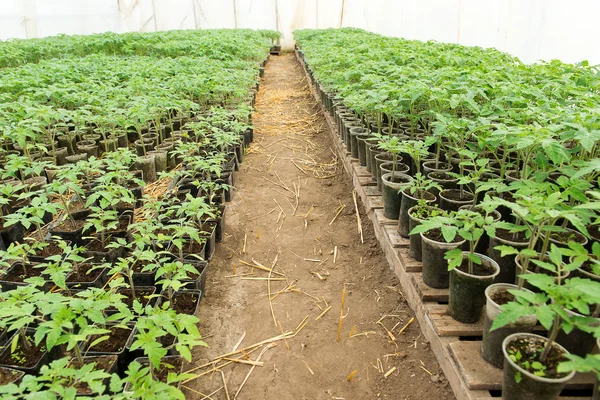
[365,138,382,173]
[66,153,88,164]
[82,324,136,374]
[427,171,458,203]
[135,138,154,156]
[381,172,413,220]
[439,189,474,212]
[555,307,599,357]
[488,229,528,284]
[349,127,369,161]
[420,231,465,289]
[502,333,575,400]
[378,161,409,192]
[0,217,24,246]
[373,152,395,187]
[448,253,499,323]
[66,265,108,289]
[200,222,217,261]
[76,140,98,159]
[49,219,86,245]
[481,284,536,368]
[123,356,183,392]
[0,329,57,374]
[398,189,436,238]
[407,206,435,262]
[343,120,363,152]
[422,161,452,175]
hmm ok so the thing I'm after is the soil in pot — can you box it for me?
[408,206,443,262]
[49,219,86,244]
[0,262,44,286]
[168,291,201,315]
[0,332,48,372]
[66,263,106,288]
[0,366,24,385]
[86,326,132,354]
[502,334,574,400]
[68,355,118,395]
[136,356,183,384]
[30,241,65,262]
[420,229,465,289]
[448,254,499,323]
[481,284,536,368]
[381,172,413,220]
[115,287,157,309]
[398,189,436,238]
[439,189,474,212]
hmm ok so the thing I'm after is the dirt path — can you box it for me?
[184,53,454,400]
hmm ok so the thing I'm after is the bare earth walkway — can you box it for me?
[184,53,455,400]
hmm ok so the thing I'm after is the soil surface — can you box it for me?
[506,337,569,379]
[87,326,132,353]
[0,367,22,385]
[185,53,454,399]
[0,334,45,368]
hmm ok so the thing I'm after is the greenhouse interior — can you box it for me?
[0,1,599,399]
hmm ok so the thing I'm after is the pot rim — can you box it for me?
[502,332,576,384]
[419,231,465,247]
[381,172,413,188]
[440,188,475,202]
[452,252,500,279]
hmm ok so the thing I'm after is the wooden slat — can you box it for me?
[412,274,448,302]
[383,225,409,247]
[426,304,484,337]
[363,185,379,196]
[366,196,383,210]
[449,341,596,392]
[374,209,398,226]
[397,248,422,273]
[358,176,376,187]
[352,163,371,178]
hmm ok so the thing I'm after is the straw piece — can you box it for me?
[346,370,357,381]
[302,360,315,375]
[384,367,397,378]
[232,332,246,352]
[234,344,275,399]
[222,357,264,366]
[268,254,279,326]
[241,277,286,281]
[295,316,309,331]
[352,189,364,243]
[337,287,346,342]
[398,317,415,336]
[277,320,290,350]
[221,370,231,400]
[329,202,345,226]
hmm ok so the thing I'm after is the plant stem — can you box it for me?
[540,314,561,363]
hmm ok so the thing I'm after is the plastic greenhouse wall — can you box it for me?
[1,0,599,65]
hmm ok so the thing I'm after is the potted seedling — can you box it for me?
[413,208,501,322]
[397,173,439,238]
[493,245,600,399]
[155,260,203,312]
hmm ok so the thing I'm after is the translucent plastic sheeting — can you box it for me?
[0,0,599,65]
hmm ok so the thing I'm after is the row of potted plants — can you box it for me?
[295,28,600,399]
[0,28,279,398]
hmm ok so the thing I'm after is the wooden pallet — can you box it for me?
[295,50,595,400]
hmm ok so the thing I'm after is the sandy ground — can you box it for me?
[183,53,455,400]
